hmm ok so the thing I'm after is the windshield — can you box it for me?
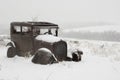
[33,27,58,36]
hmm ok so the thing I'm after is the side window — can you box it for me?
[22,26,31,32]
[51,29,56,35]
[13,26,31,34]
[33,27,40,36]
[40,29,48,35]
[13,26,21,33]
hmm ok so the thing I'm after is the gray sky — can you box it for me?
[0,0,120,27]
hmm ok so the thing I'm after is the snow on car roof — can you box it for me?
[35,35,62,43]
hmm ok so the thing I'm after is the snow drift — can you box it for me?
[0,35,120,80]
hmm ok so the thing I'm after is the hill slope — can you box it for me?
[61,25,120,42]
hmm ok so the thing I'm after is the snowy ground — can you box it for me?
[0,38,120,80]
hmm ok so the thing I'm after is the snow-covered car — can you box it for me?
[7,22,67,61]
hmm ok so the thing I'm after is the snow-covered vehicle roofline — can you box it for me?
[11,22,59,29]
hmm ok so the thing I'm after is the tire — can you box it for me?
[7,47,16,58]
[72,52,82,62]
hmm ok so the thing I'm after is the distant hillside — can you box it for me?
[60,25,120,42]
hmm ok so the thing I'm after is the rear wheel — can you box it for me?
[7,47,16,58]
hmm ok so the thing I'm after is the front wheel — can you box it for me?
[7,47,16,58]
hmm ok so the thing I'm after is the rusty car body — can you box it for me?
[7,22,67,61]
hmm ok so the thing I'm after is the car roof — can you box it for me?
[11,22,59,29]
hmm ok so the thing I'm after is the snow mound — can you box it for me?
[35,35,62,43]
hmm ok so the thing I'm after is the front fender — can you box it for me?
[6,41,16,48]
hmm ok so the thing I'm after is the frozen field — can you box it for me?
[0,38,120,80]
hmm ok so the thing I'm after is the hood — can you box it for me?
[35,35,62,43]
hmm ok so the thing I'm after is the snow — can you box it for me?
[0,35,10,46]
[0,36,120,80]
[38,48,52,53]
[35,35,62,43]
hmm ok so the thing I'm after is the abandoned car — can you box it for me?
[7,21,83,64]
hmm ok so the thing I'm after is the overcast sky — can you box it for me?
[0,0,120,27]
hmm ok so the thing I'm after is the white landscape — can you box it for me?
[0,31,120,80]
[0,0,120,80]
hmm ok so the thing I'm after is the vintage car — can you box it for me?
[7,22,67,61]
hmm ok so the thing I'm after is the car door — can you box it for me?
[11,26,22,53]
[20,26,33,55]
